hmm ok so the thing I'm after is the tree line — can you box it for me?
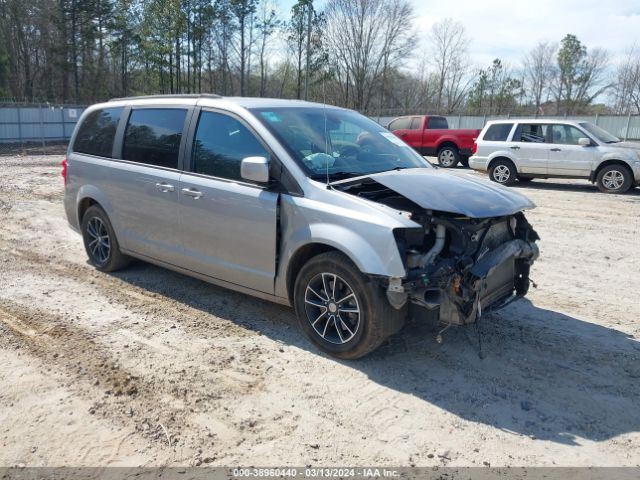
[0,0,637,116]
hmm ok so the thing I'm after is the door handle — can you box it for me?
[181,187,203,199]
[155,182,174,192]
[510,145,520,150]
[550,148,562,152]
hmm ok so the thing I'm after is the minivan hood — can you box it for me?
[367,168,536,218]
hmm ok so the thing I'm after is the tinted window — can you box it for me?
[550,124,586,145]
[483,123,513,141]
[516,123,548,143]
[427,117,448,129]
[122,108,187,169]
[192,111,269,181]
[410,117,422,129]
[73,108,122,157]
[389,117,411,131]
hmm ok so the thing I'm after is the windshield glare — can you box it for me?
[250,107,430,179]
[579,122,620,144]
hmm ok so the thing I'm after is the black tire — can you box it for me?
[293,251,405,359]
[81,205,130,272]
[459,156,469,168]
[489,159,517,186]
[437,146,460,168]
[596,164,632,194]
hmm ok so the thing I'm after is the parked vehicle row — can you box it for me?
[386,114,640,194]
[64,95,539,359]
[469,120,640,194]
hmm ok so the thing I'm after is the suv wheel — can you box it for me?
[596,165,632,194]
[293,251,404,359]
[81,205,130,272]
[489,160,517,186]
[437,146,460,168]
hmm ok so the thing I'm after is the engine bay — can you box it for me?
[334,177,540,326]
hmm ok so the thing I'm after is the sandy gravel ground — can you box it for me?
[1,155,639,467]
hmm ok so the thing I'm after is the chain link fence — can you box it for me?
[0,103,86,156]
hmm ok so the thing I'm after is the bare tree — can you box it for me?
[611,46,640,114]
[523,41,557,114]
[230,0,258,96]
[429,18,470,113]
[288,0,323,100]
[324,0,413,111]
[256,0,280,97]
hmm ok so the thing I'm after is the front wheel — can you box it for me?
[293,252,404,359]
[437,146,460,168]
[596,165,632,194]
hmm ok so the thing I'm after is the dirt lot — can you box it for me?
[1,155,639,467]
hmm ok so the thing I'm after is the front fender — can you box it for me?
[275,197,410,298]
[292,223,405,277]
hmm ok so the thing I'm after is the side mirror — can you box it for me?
[578,137,592,147]
[241,156,270,183]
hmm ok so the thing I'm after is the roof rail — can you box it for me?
[108,93,222,102]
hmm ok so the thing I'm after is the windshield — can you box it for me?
[250,107,430,180]
[579,122,620,144]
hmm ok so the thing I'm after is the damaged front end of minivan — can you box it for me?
[333,169,539,327]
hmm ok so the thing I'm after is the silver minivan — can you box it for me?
[64,95,540,358]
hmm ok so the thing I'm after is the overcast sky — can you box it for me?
[280,0,640,68]
[412,0,640,67]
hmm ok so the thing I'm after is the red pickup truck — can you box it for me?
[387,115,481,168]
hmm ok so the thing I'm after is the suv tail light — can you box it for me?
[61,158,68,186]
[471,141,478,155]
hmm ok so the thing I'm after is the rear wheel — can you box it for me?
[81,205,130,272]
[489,159,517,186]
[293,251,404,359]
[596,165,632,194]
[437,146,460,168]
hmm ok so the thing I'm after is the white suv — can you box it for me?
[469,119,640,193]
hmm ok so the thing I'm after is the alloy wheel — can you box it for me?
[86,216,111,265]
[493,165,511,183]
[602,170,624,191]
[304,272,361,345]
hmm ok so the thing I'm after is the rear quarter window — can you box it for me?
[73,107,123,158]
[482,123,513,141]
